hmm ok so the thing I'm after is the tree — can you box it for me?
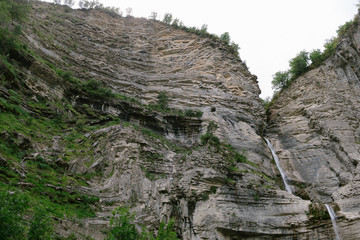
[171,18,179,26]
[162,13,172,24]
[126,7,132,17]
[64,0,75,7]
[108,206,138,240]
[53,0,61,4]
[309,49,323,67]
[271,70,291,91]
[200,24,208,35]
[149,12,157,20]
[107,206,179,240]
[289,50,309,78]
[220,32,230,45]
[156,219,178,240]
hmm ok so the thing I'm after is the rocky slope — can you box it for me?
[1,1,359,239]
[266,13,360,240]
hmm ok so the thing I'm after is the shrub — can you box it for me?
[156,92,170,110]
[289,50,309,78]
[220,32,230,45]
[156,218,178,240]
[200,121,220,147]
[28,207,54,240]
[107,206,179,240]
[81,79,115,99]
[108,206,138,240]
[162,13,173,24]
[184,109,203,118]
[0,0,30,55]
[271,70,291,91]
[309,49,324,67]
[0,190,29,239]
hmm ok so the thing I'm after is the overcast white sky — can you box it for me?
[44,0,359,98]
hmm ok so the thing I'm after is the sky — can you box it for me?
[44,0,359,98]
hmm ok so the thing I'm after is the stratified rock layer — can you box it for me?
[267,14,360,240]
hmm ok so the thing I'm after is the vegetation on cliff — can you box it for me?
[271,14,360,92]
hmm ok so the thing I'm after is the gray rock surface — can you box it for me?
[267,14,360,239]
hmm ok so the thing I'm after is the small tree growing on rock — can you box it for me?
[162,13,173,24]
[156,92,170,110]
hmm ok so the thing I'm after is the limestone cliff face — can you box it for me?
[267,14,360,239]
[5,1,359,239]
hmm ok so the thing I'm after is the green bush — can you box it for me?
[162,13,173,24]
[108,206,138,240]
[200,121,220,147]
[28,207,54,240]
[289,50,309,78]
[156,92,170,110]
[184,109,203,118]
[309,49,324,67]
[220,32,230,45]
[0,0,30,55]
[107,206,179,240]
[0,190,29,239]
[271,70,291,91]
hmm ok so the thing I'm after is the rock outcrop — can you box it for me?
[267,13,360,240]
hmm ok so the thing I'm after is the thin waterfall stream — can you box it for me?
[265,138,293,194]
[265,138,341,239]
[325,204,341,240]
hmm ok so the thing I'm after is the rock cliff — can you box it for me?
[1,1,360,239]
[267,12,360,240]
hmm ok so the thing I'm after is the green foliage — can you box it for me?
[160,14,240,58]
[56,69,115,100]
[64,0,75,8]
[82,79,115,99]
[289,50,309,78]
[162,13,173,24]
[209,186,217,194]
[270,14,359,92]
[156,92,170,110]
[0,0,30,55]
[28,207,54,240]
[107,206,179,240]
[200,121,220,147]
[0,190,29,239]
[184,109,203,118]
[322,37,338,59]
[306,203,330,221]
[78,0,102,9]
[271,70,291,91]
[108,206,138,240]
[156,218,178,240]
[309,49,324,67]
[220,32,231,45]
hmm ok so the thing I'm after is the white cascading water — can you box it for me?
[264,138,293,194]
[325,204,341,240]
[265,138,341,238]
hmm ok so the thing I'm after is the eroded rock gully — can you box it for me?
[6,1,360,239]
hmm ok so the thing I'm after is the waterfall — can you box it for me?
[325,204,341,240]
[264,138,293,194]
